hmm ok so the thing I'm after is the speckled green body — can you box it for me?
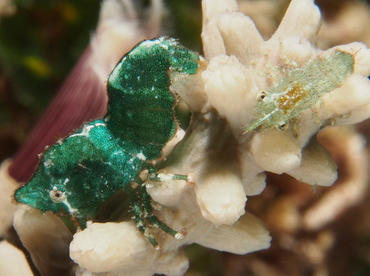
[107,38,199,159]
[246,50,354,132]
[15,119,143,227]
[14,37,200,230]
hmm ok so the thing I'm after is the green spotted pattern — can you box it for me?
[14,37,200,232]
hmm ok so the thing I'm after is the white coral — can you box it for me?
[176,0,370,191]
[0,240,33,276]
[71,222,189,276]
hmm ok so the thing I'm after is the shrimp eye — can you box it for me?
[49,189,65,203]
[258,91,267,101]
[277,122,289,131]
